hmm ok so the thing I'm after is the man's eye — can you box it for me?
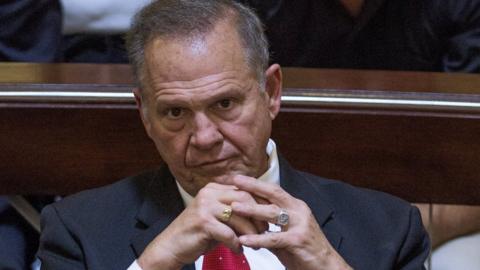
[165,107,184,119]
[216,99,233,110]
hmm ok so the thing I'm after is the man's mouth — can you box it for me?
[195,158,229,167]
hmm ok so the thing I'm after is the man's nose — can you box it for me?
[189,113,223,150]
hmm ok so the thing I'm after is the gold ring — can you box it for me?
[220,206,233,222]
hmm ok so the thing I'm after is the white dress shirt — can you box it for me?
[61,0,151,34]
[128,139,285,269]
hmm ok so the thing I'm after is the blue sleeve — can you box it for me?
[396,206,431,270]
[0,0,61,62]
[441,0,480,72]
[37,205,85,270]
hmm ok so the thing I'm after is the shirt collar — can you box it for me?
[176,139,280,207]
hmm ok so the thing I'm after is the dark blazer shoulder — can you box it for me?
[52,170,157,220]
[38,169,164,269]
[296,169,418,239]
[297,169,412,212]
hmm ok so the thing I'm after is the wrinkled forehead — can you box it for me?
[141,20,254,90]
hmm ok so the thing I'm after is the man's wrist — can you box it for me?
[328,255,353,270]
[137,251,183,270]
[320,248,352,270]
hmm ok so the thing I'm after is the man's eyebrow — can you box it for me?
[206,87,245,100]
[154,86,246,107]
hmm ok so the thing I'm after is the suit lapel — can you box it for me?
[129,167,195,270]
[279,156,343,250]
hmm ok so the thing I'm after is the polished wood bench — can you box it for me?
[1,63,479,205]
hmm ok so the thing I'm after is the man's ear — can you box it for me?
[264,64,282,120]
[133,88,152,138]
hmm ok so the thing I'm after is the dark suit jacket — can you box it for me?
[0,197,39,269]
[241,0,480,72]
[0,0,61,62]
[37,157,429,269]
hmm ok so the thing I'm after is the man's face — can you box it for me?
[135,20,282,196]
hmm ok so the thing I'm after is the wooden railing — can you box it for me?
[1,63,479,204]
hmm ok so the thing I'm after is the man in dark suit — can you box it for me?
[37,0,430,269]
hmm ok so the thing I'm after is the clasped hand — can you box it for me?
[138,175,351,270]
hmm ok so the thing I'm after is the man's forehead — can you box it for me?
[145,36,213,72]
[142,22,250,86]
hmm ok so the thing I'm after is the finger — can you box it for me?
[196,186,265,236]
[213,203,262,235]
[197,185,253,208]
[254,196,270,205]
[215,189,257,205]
[231,175,292,206]
[253,219,269,233]
[204,182,239,191]
[213,190,270,234]
[231,202,281,225]
[228,213,261,235]
[206,220,243,253]
[239,232,288,250]
[218,175,271,205]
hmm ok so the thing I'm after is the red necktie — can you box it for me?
[202,244,251,270]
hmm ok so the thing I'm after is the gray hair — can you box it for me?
[126,0,269,89]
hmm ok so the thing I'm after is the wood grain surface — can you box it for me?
[1,63,479,204]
